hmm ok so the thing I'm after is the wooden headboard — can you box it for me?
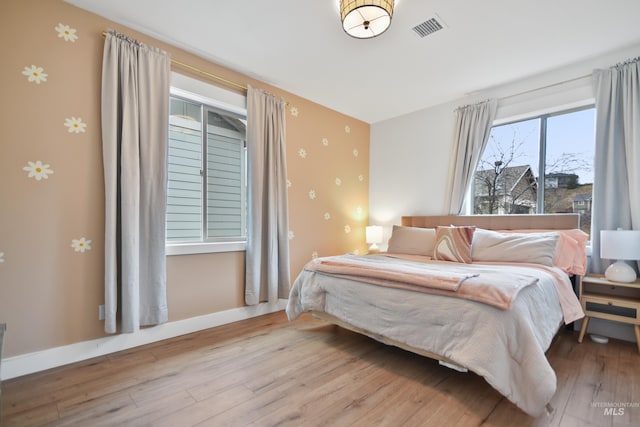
[401,214,580,230]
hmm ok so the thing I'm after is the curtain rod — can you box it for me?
[498,73,591,102]
[101,31,247,92]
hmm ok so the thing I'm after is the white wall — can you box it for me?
[370,98,459,228]
[369,42,640,342]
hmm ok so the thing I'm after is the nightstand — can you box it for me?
[578,274,640,353]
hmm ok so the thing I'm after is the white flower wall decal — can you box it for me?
[322,138,329,147]
[71,237,92,253]
[64,117,87,133]
[345,125,351,134]
[324,212,331,220]
[22,65,48,84]
[290,106,299,117]
[344,225,352,234]
[0,252,4,264]
[353,149,359,157]
[298,148,308,159]
[335,178,342,186]
[358,174,364,182]
[308,189,316,199]
[55,23,78,42]
[23,160,54,180]
[286,179,292,188]
[311,251,319,259]
[288,230,295,240]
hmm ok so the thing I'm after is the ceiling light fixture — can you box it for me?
[340,0,394,39]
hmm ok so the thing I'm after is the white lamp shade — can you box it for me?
[600,230,640,260]
[340,0,394,38]
[366,225,383,244]
[600,229,640,282]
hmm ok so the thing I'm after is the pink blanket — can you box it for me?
[305,254,541,310]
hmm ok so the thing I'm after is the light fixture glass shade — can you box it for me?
[600,229,640,282]
[366,225,383,252]
[340,0,394,39]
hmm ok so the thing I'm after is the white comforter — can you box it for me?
[286,256,582,416]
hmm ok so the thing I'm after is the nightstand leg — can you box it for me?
[578,316,590,343]
[634,325,640,354]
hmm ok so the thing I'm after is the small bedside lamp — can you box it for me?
[600,229,640,282]
[366,225,383,253]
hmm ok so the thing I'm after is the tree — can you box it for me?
[545,153,591,179]
[474,130,537,214]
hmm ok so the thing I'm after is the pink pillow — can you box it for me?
[556,229,588,275]
[434,226,475,263]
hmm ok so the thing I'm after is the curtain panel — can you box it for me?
[101,30,170,333]
[245,86,291,305]
[590,58,640,274]
[446,99,498,214]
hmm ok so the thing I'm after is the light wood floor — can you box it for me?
[2,311,639,426]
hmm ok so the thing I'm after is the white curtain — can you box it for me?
[446,99,498,214]
[590,57,640,273]
[101,31,170,333]
[245,86,291,305]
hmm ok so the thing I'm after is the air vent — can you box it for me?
[412,16,445,38]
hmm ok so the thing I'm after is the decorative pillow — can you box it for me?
[471,228,560,266]
[386,226,437,257]
[433,226,475,263]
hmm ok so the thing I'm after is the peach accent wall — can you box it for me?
[0,0,369,358]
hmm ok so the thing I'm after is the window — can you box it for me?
[167,92,247,247]
[472,106,595,236]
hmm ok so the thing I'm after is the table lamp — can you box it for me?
[366,225,383,253]
[600,228,640,282]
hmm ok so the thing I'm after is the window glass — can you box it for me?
[167,98,203,241]
[473,107,595,236]
[167,96,247,243]
[206,110,246,239]
[473,118,540,215]
[544,108,595,234]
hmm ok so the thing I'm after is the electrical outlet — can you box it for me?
[98,304,105,320]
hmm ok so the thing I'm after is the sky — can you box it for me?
[481,107,596,185]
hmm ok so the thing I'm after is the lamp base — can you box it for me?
[604,260,637,283]
[368,243,380,254]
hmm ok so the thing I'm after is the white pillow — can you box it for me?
[386,226,436,257]
[471,228,560,266]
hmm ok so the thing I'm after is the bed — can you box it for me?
[286,214,587,417]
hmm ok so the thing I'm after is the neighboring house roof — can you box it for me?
[474,165,535,196]
[573,193,592,202]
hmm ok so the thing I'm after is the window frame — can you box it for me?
[166,87,248,255]
[470,103,595,219]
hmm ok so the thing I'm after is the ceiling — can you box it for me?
[66,0,640,124]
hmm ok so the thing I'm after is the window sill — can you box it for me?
[166,241,246,256]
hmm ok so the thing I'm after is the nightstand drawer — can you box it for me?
[581,293,640,323]
[582,281,639,299]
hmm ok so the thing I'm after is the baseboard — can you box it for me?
[1,299,287,380]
